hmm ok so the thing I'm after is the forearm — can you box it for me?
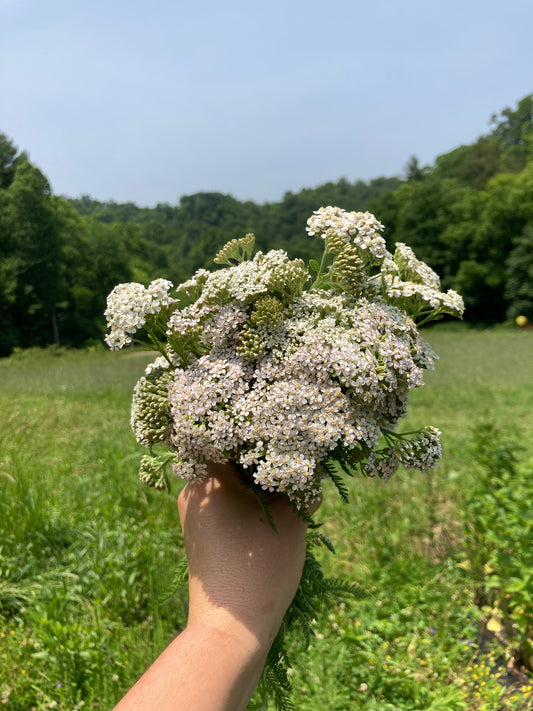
[114,467,312,710]
[113,622,268,711]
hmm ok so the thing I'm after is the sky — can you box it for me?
[1,0,532,206]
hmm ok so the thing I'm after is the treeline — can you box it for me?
[0,94,532,356]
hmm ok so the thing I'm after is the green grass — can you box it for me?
[412,329,533,441]
[1,331,532,710]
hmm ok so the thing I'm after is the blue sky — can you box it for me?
[1,0,532,205]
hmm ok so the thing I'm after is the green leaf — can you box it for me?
[308,258,320,276]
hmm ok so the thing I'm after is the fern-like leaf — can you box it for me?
[158,557,188,604]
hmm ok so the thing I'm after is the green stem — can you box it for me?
[144,328,175,368]
[309,240,331,291]
[415,309,444,327]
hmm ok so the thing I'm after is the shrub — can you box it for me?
[462,423,533,670]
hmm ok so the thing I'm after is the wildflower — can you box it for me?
[104,279,176,350]
[131,359,173,447]
[106,207,462,506]
[393,243,441,289]
[307,206,388,264]
[396,427,443,470]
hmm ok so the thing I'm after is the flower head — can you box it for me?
[109,206,463,504]
[104,279,176,350]
[307,206,387,260]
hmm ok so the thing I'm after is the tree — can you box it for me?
[505,224,533,321]
[0,160,64,352]
[405,156,426,182]
[434,139,500,190]
[0,133,28,189]
[55,201,137,346]
[490,93,533,171]
[452,167,533,322]
[372,176,475,281]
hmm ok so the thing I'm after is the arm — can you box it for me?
[114,462,316,711]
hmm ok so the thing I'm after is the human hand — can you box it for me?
[114,461,320,711]
[178,461,319,651]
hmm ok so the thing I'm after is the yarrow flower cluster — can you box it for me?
[104,209,465,710]
[380,242,464,324]
[104,279,175,350]
[106,207,464,507]
[306,205,387,260]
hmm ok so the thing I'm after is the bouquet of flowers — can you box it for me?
[105,206,464,708]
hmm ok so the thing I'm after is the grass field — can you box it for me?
[0,328,532,710]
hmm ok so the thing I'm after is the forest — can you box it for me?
[0,93,532,356]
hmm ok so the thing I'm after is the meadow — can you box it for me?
[0,327,532,710]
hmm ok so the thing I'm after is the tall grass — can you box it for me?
[0,348,186,709]
[0,330,532,710]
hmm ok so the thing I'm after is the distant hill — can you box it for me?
[0,94,531,354]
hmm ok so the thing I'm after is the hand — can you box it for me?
[179,461,315,650]
[114,462,320,711]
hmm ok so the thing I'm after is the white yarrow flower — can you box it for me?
[106,206,462,505]
[105,280,176,350]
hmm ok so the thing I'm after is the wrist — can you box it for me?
[182,622,268,710]
[187,576,284,654]
[185,618,263,655]
[186,603,274,657]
